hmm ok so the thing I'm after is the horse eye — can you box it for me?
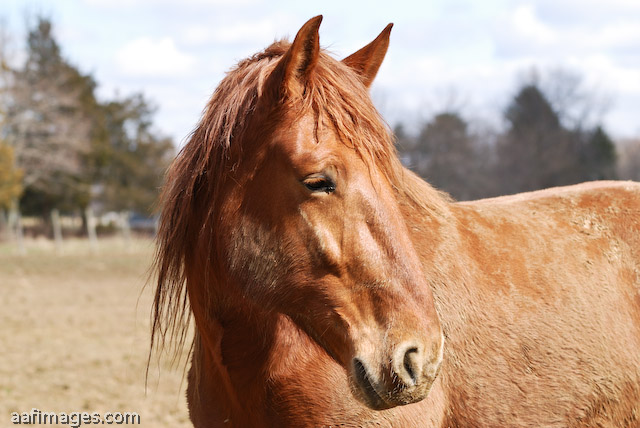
[303,176,336,194]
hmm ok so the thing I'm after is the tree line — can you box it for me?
[0,16,173,239]
[1,16,639,242]
[394,71,639,201]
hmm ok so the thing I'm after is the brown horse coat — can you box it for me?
[184,180,640,427]
[153,17,640,428]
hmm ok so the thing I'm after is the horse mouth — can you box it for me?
[352,358,393,410]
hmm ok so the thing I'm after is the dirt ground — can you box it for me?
[0,237,191,427]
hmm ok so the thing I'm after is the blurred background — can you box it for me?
[0,0,638,426]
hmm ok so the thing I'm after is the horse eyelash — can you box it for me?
[303,177,336,193]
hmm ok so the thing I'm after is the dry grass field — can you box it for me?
[0,237,191,427]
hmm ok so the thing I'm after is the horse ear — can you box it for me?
[271,15,323,99]
[342,23,393,88]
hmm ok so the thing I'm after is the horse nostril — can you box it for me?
[403,347,419,385]
[393,344,423,388]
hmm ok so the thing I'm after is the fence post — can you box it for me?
[0,209,7,241]
[9,201,25,255]
[51,209,63,253]
[121,210,133,252]
[85,207,98,253]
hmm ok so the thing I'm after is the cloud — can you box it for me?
[491,3,640,64]
[115,37,196,77]
[595,23,640,56]
[511,4,556,44]
[71,0,640,139]
[181,14,299,47]
[210,20,283,44]
[84,0,257,6]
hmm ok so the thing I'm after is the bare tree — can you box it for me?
[540,68,611,132]
[3,17,93,218]
[618,139,640,182]
[0,20,23,244]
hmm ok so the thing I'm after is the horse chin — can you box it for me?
[352,378,436,411]
[350,356,440,411]
[350,359,396,410]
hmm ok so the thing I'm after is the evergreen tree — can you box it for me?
[397,112,491,200]
[418,113,475,199]
[579,126,616,181]
[95,94,174,215]
[497,84,580,194]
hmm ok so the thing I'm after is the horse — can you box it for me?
[152,16,640,427]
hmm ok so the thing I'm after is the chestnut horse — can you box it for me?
[153,16,640,427]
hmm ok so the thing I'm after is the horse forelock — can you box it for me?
[150,39,449,364]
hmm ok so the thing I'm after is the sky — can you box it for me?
[1,0,639,145]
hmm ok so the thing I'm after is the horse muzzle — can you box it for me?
[350,333,444,410]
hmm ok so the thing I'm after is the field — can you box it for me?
[0,237,191,427]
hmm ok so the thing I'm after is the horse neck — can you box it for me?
[397,175,457,269]
[205,300,280,386]
[188,301,282,426]
[192,299,360,427]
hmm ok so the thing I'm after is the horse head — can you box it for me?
[211,16,444,409]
